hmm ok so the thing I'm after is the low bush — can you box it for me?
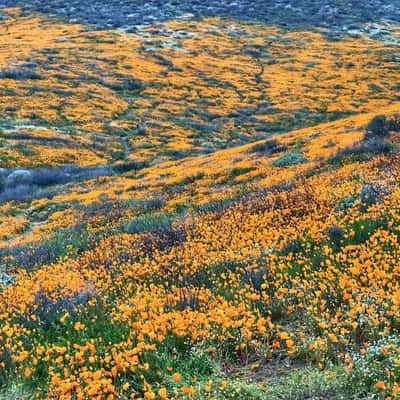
[364,113,400,140]
[63,165,113,181]
[388,114,400,132]
[141,225,188,255]
[196,198,236,215]
[124,212,174,235]
[242,265,271,292]
[280,237,303,256]
[337,194,357,212]
[249,138,287,155]
[360,183,390,206]
[0,185,54,204]
[0,272,14,289]
[326,224,344,249]
[362,137,394,154]
[365,115,390,138]
[0,223,97,271]
[24,288,98,330]
[125,212,189,256]
[346,215,389,245]
[112,160,149,174]
[0,165,113,204]
[0,68,43,80]
[31,168,68,186]
[271,151,309,167]
[331,114,400,166]
[133,196,166,212]
[175,287,201,311]
[329,137,394,165]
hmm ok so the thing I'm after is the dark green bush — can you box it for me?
[337,195,357,212]
[113,160,149,174]
[329,137,394,165]
[271,152,308,167]
[124,213,173,234]
[362,137,393,154]
[326,224,344,247]
[250,139,287,155]
[24,288,98,330]
[388,114,400,132]
[365,115,390,138]
[0,68,43,80]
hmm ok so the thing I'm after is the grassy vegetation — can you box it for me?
[1,5,400,400]
[0,111,399,399]
[0,8,399,168]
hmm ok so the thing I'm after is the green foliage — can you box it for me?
[271,152,309,167]
[365,115,390,138]
[193,378,266,400]
[337,195,357,212]
[264,367,345,400]
[124,212,175,234]
[345,336,400,399]
[329,138,394,166]
[326,225,344,248]
[250,139,287,155]
[0,385,35,400]
[0,68,43,80]
[360,183,390,206]
[112,160,149,174]
[346,215,389,245]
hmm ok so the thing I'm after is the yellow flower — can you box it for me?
[60,313,69,323]
[220,380,228,389]
[144,391,155,400]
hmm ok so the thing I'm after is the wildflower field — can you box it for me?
[1,5,400,400]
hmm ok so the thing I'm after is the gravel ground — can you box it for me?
[1,0,400,30]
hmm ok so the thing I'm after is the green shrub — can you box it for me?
[250,139,287,155]
[337,195,357,212]
[271,152,308,167]
[0,271,14,289]
[347,216,389,246]
[360,183,390,206]
[329,137,394,165]
[362,137,394,154]
[326,225,344,247]
[124,213,173,234]
[365,115,390,138]
[113,160,149,174]
[22,288,99,331]
[133,196,166,212]
[388,114,400,132]
[0,68,43,80]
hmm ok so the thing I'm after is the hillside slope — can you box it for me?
[2,0,400,30]
[1,5,400,400]
[1,105,400,399]
[0,8,399,168]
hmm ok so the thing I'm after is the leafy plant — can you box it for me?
[271,152,309,167]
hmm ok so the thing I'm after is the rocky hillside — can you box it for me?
[1,0,400,31]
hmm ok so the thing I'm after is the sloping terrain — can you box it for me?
[0,8,399,169]
[0,5,400,400]
[1,0,400,30]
